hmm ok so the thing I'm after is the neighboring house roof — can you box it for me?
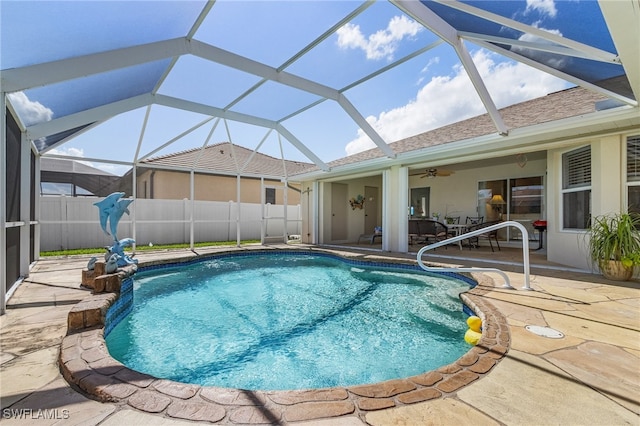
[294,84,613,175]
[41,157,117,176]
[40,158,121,196]
[140,142,313,179]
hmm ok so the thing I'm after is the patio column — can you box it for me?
[591,135,623,217]
[19,131,30,277]
[383,165,409,253]
[1,93,6,315]
[33,152,41,260]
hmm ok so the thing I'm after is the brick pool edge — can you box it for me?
[58,250,510,424]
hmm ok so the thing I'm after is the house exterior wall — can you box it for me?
[308,127,639,274]
[547,133,630,272]
[136,170,301,204]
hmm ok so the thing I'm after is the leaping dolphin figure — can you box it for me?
[94,192,124,236]
[108,198,133,240]
[94,192,132,241]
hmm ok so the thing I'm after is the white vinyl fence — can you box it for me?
[39,196,302,251]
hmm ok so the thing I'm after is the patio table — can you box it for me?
[447,224,468,250]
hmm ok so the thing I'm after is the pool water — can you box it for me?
[106,253,471,390]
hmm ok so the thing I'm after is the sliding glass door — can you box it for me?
[478,176,544,242]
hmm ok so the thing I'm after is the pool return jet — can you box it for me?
[416,221,532,291]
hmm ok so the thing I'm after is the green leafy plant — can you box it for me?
[587,212,640,270]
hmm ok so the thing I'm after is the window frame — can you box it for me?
[626,134,640,215]
[560,144,592,231]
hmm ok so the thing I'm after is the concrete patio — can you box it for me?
[1,245,638,425]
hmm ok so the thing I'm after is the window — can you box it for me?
[562,146,591,229]
[627,135,640,215]
[510,177,543,215]
[265,187,276,204]
[409,187,430,217]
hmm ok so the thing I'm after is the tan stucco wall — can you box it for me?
[136,170,301,204]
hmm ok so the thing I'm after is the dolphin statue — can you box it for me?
[87,256,97,271]
[117,238,136,248]
[105,253,121,274]
[108,198,133,241]
[94,192,125,236]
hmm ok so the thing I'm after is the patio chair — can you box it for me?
[466,220,502,252]
[417,219,449,247]
[358,226,382,245]
[408,220,421,245]
[465,216,484,225]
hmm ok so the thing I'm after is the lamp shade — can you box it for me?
[490,194,506,205]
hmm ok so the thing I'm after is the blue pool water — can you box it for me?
[105,253,471,390]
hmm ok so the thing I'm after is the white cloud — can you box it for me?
[525,0,557,18]
[337,15,423,61]
[7,92,53,127]
[49,146,86,158]
[344,49,569,156]
[48,147,95,168]
[513,27,567,69]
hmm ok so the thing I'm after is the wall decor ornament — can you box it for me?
[349,194,365,210]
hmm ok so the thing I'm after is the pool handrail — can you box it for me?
[416,220,532,291]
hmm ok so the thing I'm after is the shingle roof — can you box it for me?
[140,142,313,178]
[143,85,612,179]
[303,85,609,173]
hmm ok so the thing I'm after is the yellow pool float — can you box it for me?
[464,315,482,345]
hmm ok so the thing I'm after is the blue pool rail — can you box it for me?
[416,221,533,291]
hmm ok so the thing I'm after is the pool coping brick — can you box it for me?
[58,248,511,424]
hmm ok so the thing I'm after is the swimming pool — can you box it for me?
[105,251,474,391]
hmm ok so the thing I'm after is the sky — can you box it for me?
[1,0,614,176]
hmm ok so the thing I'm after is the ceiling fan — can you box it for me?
[419,168,454,178]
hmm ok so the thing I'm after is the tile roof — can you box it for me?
[140,142,313,178]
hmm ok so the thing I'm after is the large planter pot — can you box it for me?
[599,260,634,281]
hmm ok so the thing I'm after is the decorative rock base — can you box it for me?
[71,263,137,332]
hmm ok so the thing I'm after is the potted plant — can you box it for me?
[587,212,640,281]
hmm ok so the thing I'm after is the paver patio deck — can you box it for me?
[1,244,638,425]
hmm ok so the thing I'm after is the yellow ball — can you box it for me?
[466,316,482,332]
[464,329,482,345]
